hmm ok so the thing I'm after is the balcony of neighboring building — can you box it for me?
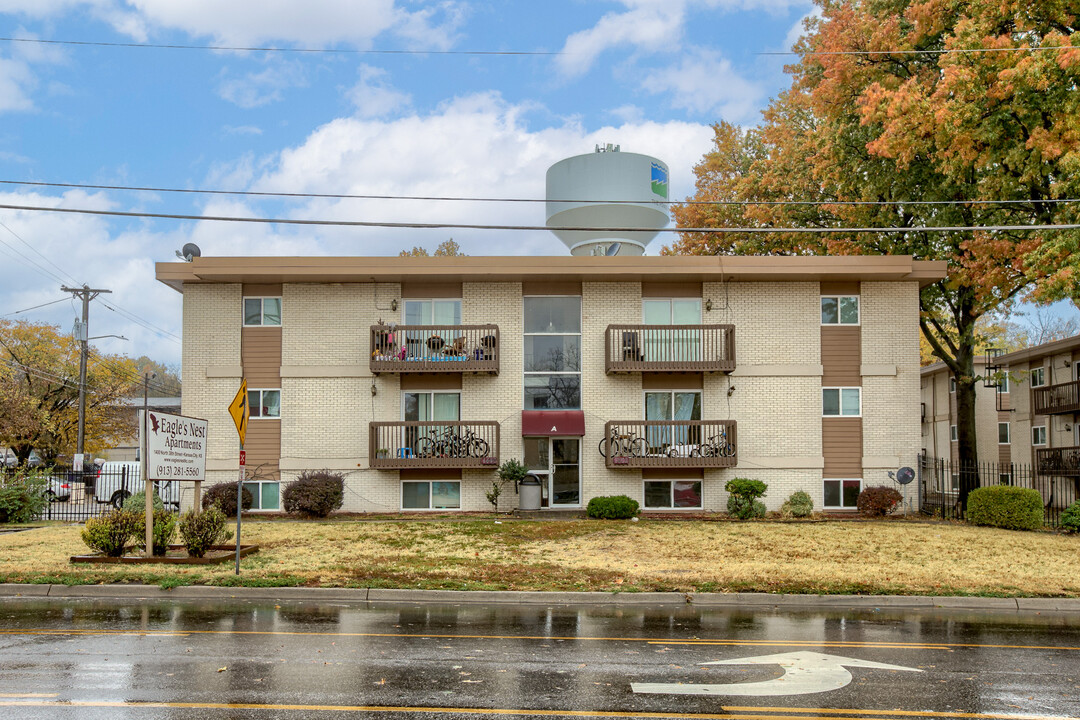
[601,420,737,469]
[369,325,499,374]
[1035,446,1080,478]
[604,325,735,374]
[369,421,500,469]
[1032,379,1080,415]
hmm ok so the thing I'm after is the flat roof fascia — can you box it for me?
[996,333,1080,366]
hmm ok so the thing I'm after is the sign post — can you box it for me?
[228,380,248,575]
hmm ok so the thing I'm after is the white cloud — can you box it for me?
[0,56,35,112]
[223,125,263,136]
[557,0,685,78]
[347,64,411,118]
[640,48,761,121]
[216,61,307,108]
[784,5,822,52]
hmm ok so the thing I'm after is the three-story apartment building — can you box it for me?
[156,254,944,514]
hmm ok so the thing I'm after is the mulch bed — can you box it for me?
[70,544,259,565]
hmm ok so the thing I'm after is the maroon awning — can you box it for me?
[521,410,586,436]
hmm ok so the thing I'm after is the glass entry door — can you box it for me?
[524,437,581,507]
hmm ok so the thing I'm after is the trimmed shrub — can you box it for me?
[725,478,767,519]
[966,485,1044,531]
[856,486,904,517]
[586,495,640,519]
[122,490,165,513]
[0,472,48,523]
[781,491,814,518]
[1061,501,1080,534]
[282,470,344,518]
[178,506,228,558]
[81,509,140,557]
[133,510,179,556]
[202,482,253,516]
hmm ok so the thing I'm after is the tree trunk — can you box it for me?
[954,296,981,513]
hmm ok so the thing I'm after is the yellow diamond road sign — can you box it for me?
[228,379,248,446]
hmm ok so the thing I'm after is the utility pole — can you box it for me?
[61,285,112,462]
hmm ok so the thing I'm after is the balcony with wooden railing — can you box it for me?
[1035,446,1080,478]
[370,324,499,374]
[1033,379,1080,415]
[605,325,735,374]
[601,420,737,469]
[369,421,500,469]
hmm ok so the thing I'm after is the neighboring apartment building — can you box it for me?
[156,254,944,514]
[920,357,1012,468]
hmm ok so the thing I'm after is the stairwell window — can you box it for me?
[822,387,861,417]
[821,296,859,325]
[243,297,281,326]
[1032,425,1047,446]
[248,389,281,419]
[1030,366,1046,387]
[524,296,581,410]
[998,422,1010,444]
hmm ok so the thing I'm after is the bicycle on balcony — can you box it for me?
[599,425,647,459]
[417,426,490,459]
[672,429,735,458]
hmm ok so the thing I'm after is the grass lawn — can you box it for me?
[0,517,1076,596]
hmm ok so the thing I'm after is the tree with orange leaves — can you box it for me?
[668,1,1080,504]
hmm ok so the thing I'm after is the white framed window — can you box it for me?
[403,391,460,453]
[644,390,702,451]
[523,296,581,410]
[642,298,703,361]
[998,374,1009,393]
[248,389,281,419]
[950,425,957,442]
[998,422,1010,444]
[644,480,702,509]
[242,481,280,511]
[998,473,1013,486]
[1030,366,1046,387]
[823,478,861,509]
[949,377,956,393]
[822,387,861,417]
[403,299,462,326]
[821,296,859,325]
[1032,425,1047,446]
[402,481,461,510]
[243,297,281,326]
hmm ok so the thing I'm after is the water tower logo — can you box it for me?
[651,162,668,198]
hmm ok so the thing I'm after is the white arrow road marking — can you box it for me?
[631,650,922,697]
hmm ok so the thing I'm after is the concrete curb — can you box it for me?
[1,583,1078,612]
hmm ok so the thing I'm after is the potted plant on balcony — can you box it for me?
[375,448,390,459]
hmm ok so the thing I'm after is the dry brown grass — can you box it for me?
[0,518,1076,596]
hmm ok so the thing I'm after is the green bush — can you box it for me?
[122,489,165,513]
[80,509,141,557]
[0,472,49,523]
[586,495,640,519]
[725,478,767,519]
[282,470,344,518]
[178,506,229,558]
[856,486,904,517]
[133,509,178,556]
[1061,501,1080,533]
[202,482,253,516]
[966,485,1044,531]
[781,491,814,518]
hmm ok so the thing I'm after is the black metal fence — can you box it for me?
[918,453,1078,528]
[0,464,182,523]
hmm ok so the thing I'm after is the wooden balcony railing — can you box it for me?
[369,421,500,469]
[1033,379,1080,415]
[605,324,735,374]
[370,324,499,374]
[602,420,737,469]
[1035,446,1080,478]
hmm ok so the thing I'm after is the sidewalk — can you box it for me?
[1,583,1077,612]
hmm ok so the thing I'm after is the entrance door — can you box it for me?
[524,437,581,507]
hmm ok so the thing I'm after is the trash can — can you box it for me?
[518,473,542,511]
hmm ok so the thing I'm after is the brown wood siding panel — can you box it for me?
[997,392,1011,412]
[242,327,282,386]
[998,443,1011,465]
[820,281,860,295]
[400,374,463,391]
[522,281,582,296]
[401,282,462,298]
[400,469,463,480]
[642,468,704,480]
[641,373,703,390]
[641,282,702,298]
[821,326,861,386]
[242,283,282,296]
[244,421,280,480]
[823,418,862,477]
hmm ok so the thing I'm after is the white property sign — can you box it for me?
[145,411,208,482]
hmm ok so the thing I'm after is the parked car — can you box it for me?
[93,461,180,510]
[45,476,72,502]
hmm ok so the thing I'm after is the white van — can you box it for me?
[94,461,181,510]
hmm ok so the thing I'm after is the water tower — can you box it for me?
[545,145,670,256]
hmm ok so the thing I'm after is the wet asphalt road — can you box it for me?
[0,598,1077,719]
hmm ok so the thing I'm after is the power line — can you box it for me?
[99,301,182,343]
[759,45,1076,56]
[0,36,561,56]
[4,178,1080,208]
[1,201,1079,234]
[0,297,70,318]
[86,349,176,395]
[0,217,81,286]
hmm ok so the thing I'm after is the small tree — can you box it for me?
[725,478,767,519]
[488,458,528,512]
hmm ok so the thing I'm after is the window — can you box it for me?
[822,387,861,417]
[949,377,956,393]
[404,299,461,326]
[242,481,280,511]
[821,296,859,325]
[243,297,281,326]
[998,374,1009,393]
[248,389,280,419]
[823,479,861,509]
[524,296,581,410]
[998,473,1013,486]
[402,481,461,510]
[404,391,460,451]
[998,422,1010,444]
[644,480,702,509]
[1031,366,1046,387]
[644,391,702,451]
[950,425,957,442]
[643,298,702,361]
[1032,425,1047,446]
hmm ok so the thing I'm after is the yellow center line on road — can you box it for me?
[0,699,1071,720]
[0,627,1077,652]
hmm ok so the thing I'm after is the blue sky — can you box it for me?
[0,0,1074,370]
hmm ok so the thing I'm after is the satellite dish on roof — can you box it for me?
[175,243,201,262]
[605,242,622,256]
